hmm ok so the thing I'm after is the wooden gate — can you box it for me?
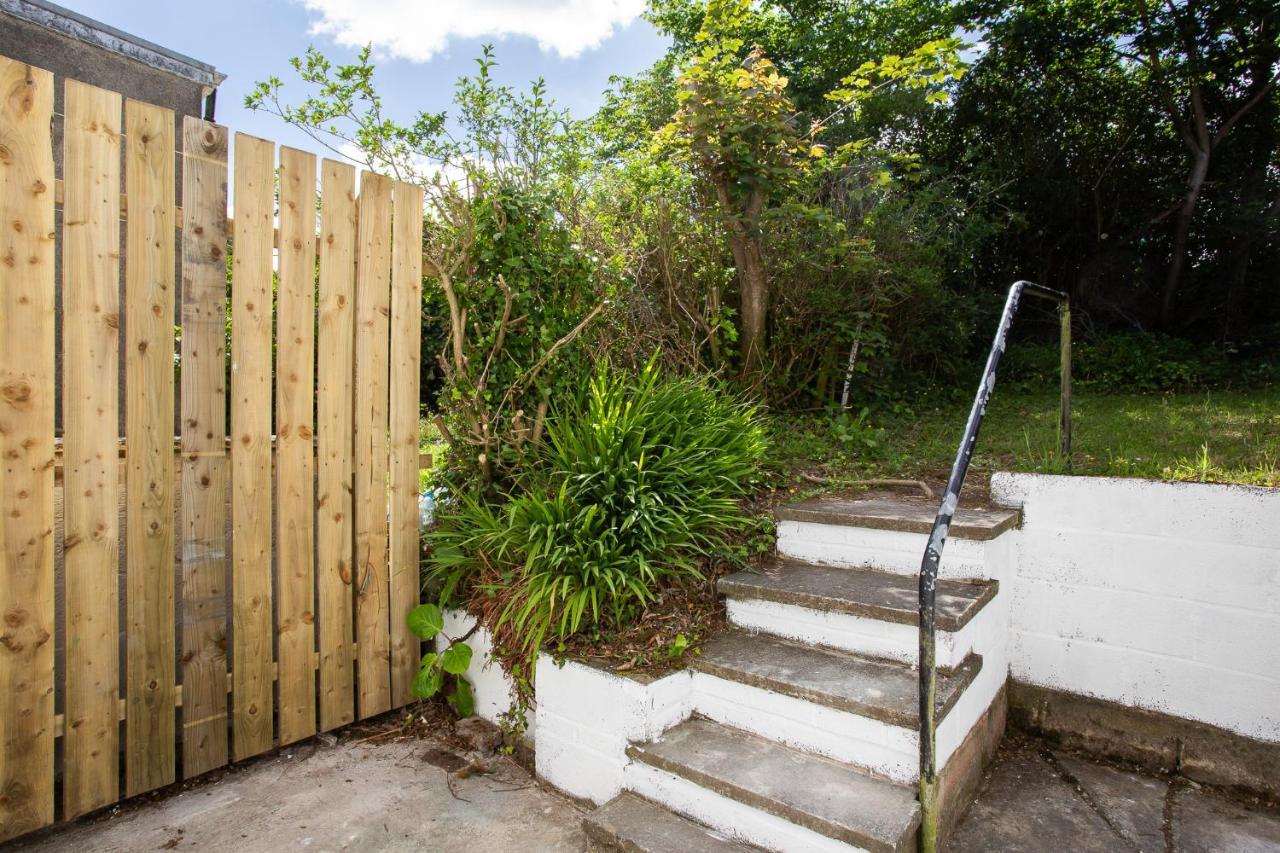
[0,55,425,840]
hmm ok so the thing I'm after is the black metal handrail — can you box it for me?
[916,280,1070,853]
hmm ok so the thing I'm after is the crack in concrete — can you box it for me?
[1162,776,1185,853]
[1040,746,1142,852]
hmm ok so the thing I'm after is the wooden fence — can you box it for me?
[0,56,425,841]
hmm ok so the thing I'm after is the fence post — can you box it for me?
[1059,301,1072,472]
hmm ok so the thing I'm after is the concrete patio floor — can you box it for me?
[13,718,590,853]
[9,725,1279,852]
[949,733,1280,853]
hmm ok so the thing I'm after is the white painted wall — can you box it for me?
[991,473,1280,744]
[535,656,693,804]
[437,610,525,731]
[776,519,1008,579]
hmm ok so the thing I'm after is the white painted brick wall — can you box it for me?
[623,762,868,853]
[992,473,1280,743]
[691,671,919,782]
[436,610,525,731]
[777,520,993,578]
[535,656,692,804]
[724,595,979,669]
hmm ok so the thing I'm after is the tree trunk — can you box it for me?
[1161,147,1210,330]
[734,231,768,384]
[714,180,769,386]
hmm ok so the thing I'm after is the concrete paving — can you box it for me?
[10,727,1279,852]
[949,733,1280,853]
[14,730,588,853]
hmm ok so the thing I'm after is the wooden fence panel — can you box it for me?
[60,78,123,819]
[316,160,357,731]
[0,54,431,840]
[0,56,57,843]
[179,117,230,779]
[230,133,275,760]
[123,98,177,798]
[389,181,424,707]
[275,147,317,745]
[353,171,393,719]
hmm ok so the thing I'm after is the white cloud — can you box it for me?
[300,0,647,62]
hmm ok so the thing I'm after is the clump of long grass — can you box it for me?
[426,357,767,662]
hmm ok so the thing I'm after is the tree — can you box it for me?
[1123,0,1279,329]
[943,0,1279,339]
[654,0,963,386]
[655,0,802,382]
[248,46,609,487]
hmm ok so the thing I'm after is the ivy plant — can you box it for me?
[406,603,476,718]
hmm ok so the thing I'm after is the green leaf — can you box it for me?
[441,641,473,675]
[406,603,444,640]
[448,678,476,718]
[411,660,444,699]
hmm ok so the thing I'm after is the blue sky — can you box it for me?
[63,0,670,156]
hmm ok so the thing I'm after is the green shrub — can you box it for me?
[425,358,767,663]
[1002,332,1273,394]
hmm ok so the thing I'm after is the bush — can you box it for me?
[424,185,607,490]
[1001,332,1273,394]
[425,358,767,663]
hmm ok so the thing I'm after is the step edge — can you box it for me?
[718,571,998,633]
[775,504,1020,541]
[584,793,755,853]
[689,639,984,729]
[626,725,921,853]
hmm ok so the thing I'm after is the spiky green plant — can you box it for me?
[425,358,766,662]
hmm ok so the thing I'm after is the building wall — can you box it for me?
[991,473,1279,744]
[0,10,208,126]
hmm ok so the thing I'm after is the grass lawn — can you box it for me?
[767,386,1280,489]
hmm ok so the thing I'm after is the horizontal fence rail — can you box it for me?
[0,55,425,841]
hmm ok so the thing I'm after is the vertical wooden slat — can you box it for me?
[275,147,317,745]
[316,160,357,731]
[61,78,122,818]
[230,133,275,760]
[353,171,392,719]
[388,181,424,708]
[0,57,56,843]
[179,117,229,778]
[124,97,177,797]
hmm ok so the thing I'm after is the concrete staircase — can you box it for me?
[583,497,1018,853]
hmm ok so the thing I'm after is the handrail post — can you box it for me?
[1059,300,1072,473]
[918,280,1066,852]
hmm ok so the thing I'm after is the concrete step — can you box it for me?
[777,497,1019,540]
[584,793,758,852]
[692,629,981,729]
[721,558,996,631]
[625,717,921,853]
[775,497,1018,578]
[719,558,997,666]
[688,629,982,782]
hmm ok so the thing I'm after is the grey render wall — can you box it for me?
[0,11,210,123]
